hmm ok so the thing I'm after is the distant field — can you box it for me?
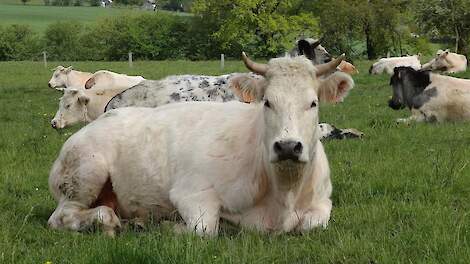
[0,2,185,32]
[1,60,470,263]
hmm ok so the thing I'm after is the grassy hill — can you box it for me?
[0,2,187,33]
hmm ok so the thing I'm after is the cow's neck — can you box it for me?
[65,71,90,88]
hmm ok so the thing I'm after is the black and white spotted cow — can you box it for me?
[389,66,470,123]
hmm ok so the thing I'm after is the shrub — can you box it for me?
[89,0,100,6]
[0,25,41,61]
[44,21,84,60]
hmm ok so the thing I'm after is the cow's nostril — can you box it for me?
[274,141,282,153]
[48,83,52,88]
[293,142,303,154]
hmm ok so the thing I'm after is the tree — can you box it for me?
[309,0,412,59]
[415,0,470,55]
[21,0,30,4]
[191,0,319,58]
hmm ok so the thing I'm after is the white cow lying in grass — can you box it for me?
[421,49,467,74]
[47,54,353,236]
[50,71,145,129]
[48,66,93,90]
[369,55,421,75]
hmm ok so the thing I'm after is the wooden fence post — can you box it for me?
[128,52,133,67]
[220,54,225,70]
[43,51,47,68]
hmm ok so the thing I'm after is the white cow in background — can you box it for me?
[48,66,93,90]
[50,71,145,129]
[84,70,144,90]
[369,55,421,75]
[421,49,467,73]
[47,54,354,236]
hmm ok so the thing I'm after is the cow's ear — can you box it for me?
[64,66,73,73]
[229,74,266,103]
[78,95,90,105]
[85,77,95,89]
[53,65,64,71]
[317,71,354,103]
[297,39,316,61]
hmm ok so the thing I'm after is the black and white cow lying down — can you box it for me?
[389,66,470,123]
[105,72,364,140]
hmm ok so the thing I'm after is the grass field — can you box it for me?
[1,59,470,263]
[0,2,185,32]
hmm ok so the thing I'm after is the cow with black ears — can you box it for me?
[389,66,470,123]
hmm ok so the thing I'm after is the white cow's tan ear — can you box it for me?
[52,65,64,71]
[85,77,95,89]
[317,71,354,103]
[64,66,73,73]
[78,95,90,105]
[229,74,266,103]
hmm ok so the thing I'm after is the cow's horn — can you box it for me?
[242,52,268,75]
[315,54,345,76]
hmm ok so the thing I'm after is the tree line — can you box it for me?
[3,0,470,61]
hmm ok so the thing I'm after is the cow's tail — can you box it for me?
[368,65,373,74]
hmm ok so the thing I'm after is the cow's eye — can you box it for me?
[65,104,71,109]
[264,100,271,108]
[310,101,317,108]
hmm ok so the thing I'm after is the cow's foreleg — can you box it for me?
[396,109,427,124]
[48,199,121,237]
[170,188,220,236]
[298,199,332,231]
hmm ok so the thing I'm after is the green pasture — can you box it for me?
[0,2,183,33]
[0,60,470,263]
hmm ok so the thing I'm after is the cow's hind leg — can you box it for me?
[48,199,121,237]
[170,188,220,236]
[48,153,121,236]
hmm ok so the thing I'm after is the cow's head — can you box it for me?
[48,66,73,89]
[296,38,332,65]
[388,67,431,110]
[421,49,451,72]
[51,88,90,129]
[237,53,353,164]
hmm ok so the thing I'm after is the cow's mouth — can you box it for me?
[388,99,405,110]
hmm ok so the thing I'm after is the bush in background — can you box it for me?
[44,21,84,60]
[0,25,41,61]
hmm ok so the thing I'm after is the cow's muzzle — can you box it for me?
[388,99,405,110]
[51,119,59,129]
[273,140,303,162]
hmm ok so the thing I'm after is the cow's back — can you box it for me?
[58,102,264,217]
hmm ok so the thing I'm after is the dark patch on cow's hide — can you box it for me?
[206,88,218,98]
[411,87,437,109]
[170,92,181,102]
[222,93,235,102]
[199,80,210,88]
[427,115,437,123]
[215,78,227,86]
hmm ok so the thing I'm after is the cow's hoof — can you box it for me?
[299,211,330,231]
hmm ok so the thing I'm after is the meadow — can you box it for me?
[0,2,185,33]
[0,59,470,263]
